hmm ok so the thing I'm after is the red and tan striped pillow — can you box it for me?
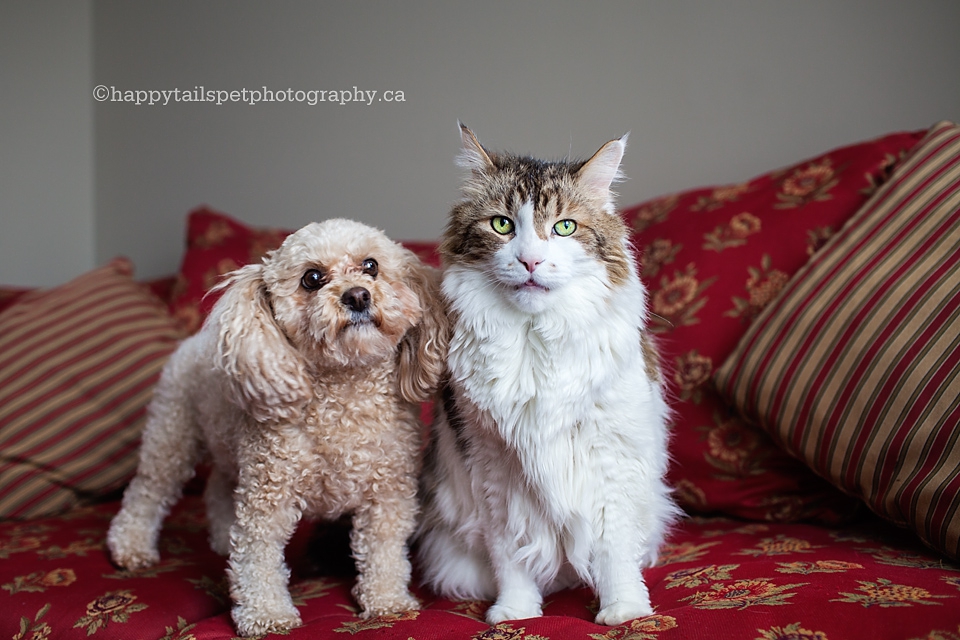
[0,258,181,519]
[715,121,960,560]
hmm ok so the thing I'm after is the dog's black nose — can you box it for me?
[341,287,371,313]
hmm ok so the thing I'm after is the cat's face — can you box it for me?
[441,125,633,314]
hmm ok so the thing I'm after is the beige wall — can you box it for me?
[0,0,94,286]
[3,1,960,286]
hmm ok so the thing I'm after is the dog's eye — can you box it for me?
[300,269,326,291]
[361,258,378,278]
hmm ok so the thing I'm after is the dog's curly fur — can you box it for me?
[107,219,448,637]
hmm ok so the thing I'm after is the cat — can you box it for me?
[415,124,679,626]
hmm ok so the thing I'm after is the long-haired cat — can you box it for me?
[416,125,678,626]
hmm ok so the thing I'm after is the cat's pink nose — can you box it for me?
[518,256,543,273]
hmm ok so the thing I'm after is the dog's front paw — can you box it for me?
[357,589,421,619]
[231,602,301,638]
[595,600,654,626]
[106,526,159,571]
[485,600,542,625]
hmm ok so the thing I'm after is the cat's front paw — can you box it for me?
[486,600,542,625]
[595,600,654,626]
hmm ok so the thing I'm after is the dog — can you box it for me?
[107,219,448,637]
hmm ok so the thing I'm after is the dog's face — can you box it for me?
[262,219,424,368]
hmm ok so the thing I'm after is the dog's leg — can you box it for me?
[107,368,201,570]
[227,457,302,637]
[204,467,235,556]
[350,486,421,617]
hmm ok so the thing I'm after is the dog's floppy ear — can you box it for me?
[212,262,312,423]
[396,254,449,403]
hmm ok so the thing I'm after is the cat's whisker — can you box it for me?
[649,312,674,328]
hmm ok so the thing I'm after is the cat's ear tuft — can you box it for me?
[456,122,495,174]
[577,134,628,201]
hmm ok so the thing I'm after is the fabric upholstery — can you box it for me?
[0,258,181,519]
[715,121,960,560]
[625,129,925,522]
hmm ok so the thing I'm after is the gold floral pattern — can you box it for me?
[860,152,903,196]
[640,238,682,278]
[832,578,951,608]
[681,579,807,610]
[471,622,549,640]
[103,558,192,580]
[776,560,863,575]
[775,159,840,208]
[444,600,487,621]
[157,616,197,640]
[192,219,235,248]
[655,540,720,566]
[860,547,960,570]
[73,590,149,635]
[650,264,716,332]
[756,622,828,640]
[907,625,960,640]
[335,610,419,635]
[664,564,739,589]
[672,479,708,511]
[806,226,834,256]
[673,350,713,403]
[691,183,749,211]
[736,536,822,557]
[290,577,339,605]
[703,212,761,252]
[698,413,768,479]
[724,254,789,321]
[13,603,51,640]
[3,568,76,594]
[589,614,678,640]
[201,259,241,292]
[631,194,679,232]
[0,531,45,559]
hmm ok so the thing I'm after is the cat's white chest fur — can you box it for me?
[442,262,667,517]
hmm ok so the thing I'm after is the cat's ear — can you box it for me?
[457,122,495,174]
[577,133,628,201]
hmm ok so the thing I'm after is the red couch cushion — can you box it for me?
[1,496,957,639]
[626,129,926,522]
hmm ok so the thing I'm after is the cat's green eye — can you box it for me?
[491,216,515,235]
[553,219,577,237]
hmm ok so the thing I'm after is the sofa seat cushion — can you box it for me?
[626,129,925,522]
[1,496,957,639]
[716,121,960,562]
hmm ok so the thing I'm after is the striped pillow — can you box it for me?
[0,258,181,519]
[715,121,960,560]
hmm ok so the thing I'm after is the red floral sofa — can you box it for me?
[2,122,959,640]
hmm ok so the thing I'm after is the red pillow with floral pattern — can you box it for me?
[167,207,292,335]
[626,129,926,522]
